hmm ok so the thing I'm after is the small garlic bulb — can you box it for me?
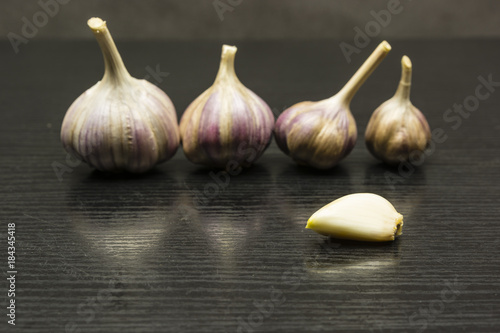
[274,41,391,169]
[61,17,180,173]
[365,56,431,165]
[180,45,274,168]
[306,193,403,242]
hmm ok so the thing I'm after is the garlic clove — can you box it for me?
[365,56,431,165]
[180,45,274,169]
[306,193,403,242]
[275,41,391,169]
[60,17,180,173]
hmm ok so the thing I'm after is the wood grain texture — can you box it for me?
[0,40,499,332]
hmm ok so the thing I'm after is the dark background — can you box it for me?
[1,0,500,41]
[1,1,500,333]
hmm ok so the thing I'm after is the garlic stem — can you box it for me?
[337,41,391,104]
[88,17,131,84]
[394,55,412,100]
[214,45,239,83]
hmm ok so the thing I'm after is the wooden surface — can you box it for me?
[1,39,500,332]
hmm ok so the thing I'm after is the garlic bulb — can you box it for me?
[365,56,431,165]
[61,17,180,173]
[179,45,274,169]
[306,193,403,242]
[274,41,391,169]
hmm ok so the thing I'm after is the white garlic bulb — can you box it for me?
[179,45,274,168]
[365,56,431,165]
[274,41,391,169]
[61,17,180,173]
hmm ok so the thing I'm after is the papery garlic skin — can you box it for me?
[62,80,179,173]
[306,193,403,242]
[275,41,391,169]
[274,97,357,169]
[180,45,274,168]
[61,18,179,173]
[365,56,431,165]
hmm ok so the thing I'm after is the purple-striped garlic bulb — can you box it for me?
[60,17,179,173]
[365,56,431,165]
[180,45,274,169]
[275,41,391,169]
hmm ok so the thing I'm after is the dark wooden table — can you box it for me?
[1,39,499,332]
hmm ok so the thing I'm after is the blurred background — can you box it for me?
[1,0,499,41]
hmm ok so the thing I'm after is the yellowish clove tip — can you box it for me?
[402,55,412,69]
[305,219,313,229]
[88,17,106,31]
[395,214,404,236]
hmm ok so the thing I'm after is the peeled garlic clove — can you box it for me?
[180,45,274,169]
[275,41,391,169]
[365,56,431,165]
[60,17,180,173]
[306,193,403,242]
